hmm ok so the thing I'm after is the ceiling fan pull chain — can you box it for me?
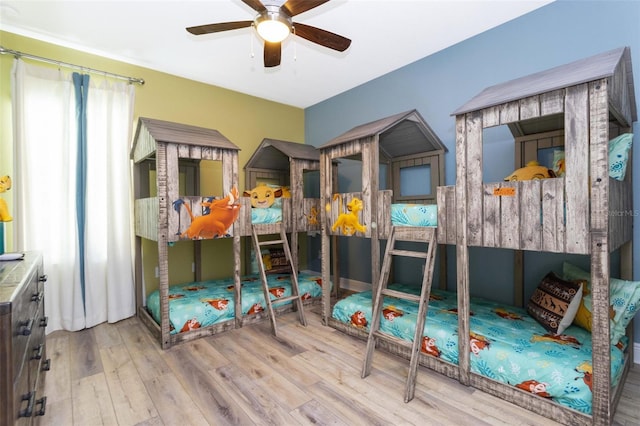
[293,27,297,62]
[250,29,255,58]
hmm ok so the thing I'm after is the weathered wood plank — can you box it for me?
[499,181,519,249]
[564,84,590,254]
[466,111,483,246]
[499,101,520,124]
[482,183,500,248]
[541,178,565,253]
[519,95,540,120]
[540,89,565,115]
[520,179,542,250]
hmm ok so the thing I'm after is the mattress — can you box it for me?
[391,203,437,227]
[332,284,625,414]
[251,207,282,224]
[147,271,325,334]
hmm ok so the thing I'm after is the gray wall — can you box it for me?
[304,1,640,341]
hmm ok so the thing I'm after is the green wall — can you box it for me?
[0,31,305,296]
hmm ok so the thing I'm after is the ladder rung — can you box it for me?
[380,288,422,303]
[388,249,428,259]
[258,239,285,246]
[270,295,301,305]
[372,330,413,349]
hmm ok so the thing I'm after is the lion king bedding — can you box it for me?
[147,272,325,334]
[332,284,625,414]
[391,204,438,227]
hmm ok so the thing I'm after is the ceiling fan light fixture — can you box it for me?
[255,7,291,43]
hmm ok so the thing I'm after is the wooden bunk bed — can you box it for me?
[240,138,323,269]
[318,109,448,319]
[438,46,637,425]
[132,127,326,348]
[131,117,242,348]
[323,48,637,425]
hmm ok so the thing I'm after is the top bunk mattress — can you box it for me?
[332,284,625,415]
[391,204,437,227]
[251,207,282,224]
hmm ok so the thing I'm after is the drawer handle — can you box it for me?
[19,391,35,418]
[42,358,51,371]
[20,319,34,336]
[39,274,48,282]
[35,396,47,417]
[32,343,44,360]
[40,316,49,328]
[31,291,43,302]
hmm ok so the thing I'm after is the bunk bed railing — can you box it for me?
[436,177,633,253]
[326,191,370,237]
[134,197,159,241]
[236,197,322,236]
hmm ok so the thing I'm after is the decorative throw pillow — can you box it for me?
[562,262,640,344]
[552,150,566,177]
[527,272,583,334]
[608,133,633,181]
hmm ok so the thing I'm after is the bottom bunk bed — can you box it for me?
[329,265,637,423]
[142,271,327,339]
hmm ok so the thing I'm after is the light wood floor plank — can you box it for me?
[233,325,322,388]
[116,320,172,382]
[40,332,71,404]
[69,327,102,380]
[210,363,301,425]
[144,373,209,426]
[209,329,312,410]
[304,380,390,426]
[290,398,350,426]
[99,344,159,425]
[72,373,118,425]
[162,345,255,425]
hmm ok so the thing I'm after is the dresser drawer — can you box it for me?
[27,298,48,394]
[10,268,41,384]
[13,364,31,426]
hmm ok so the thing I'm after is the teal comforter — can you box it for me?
[332,284,625,414]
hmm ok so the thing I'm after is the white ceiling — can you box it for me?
[0,0,553,108]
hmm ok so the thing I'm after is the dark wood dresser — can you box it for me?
[0,253,49,426]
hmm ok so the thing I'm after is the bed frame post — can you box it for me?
[362,136,380,294]
[455,113,471,386]
[320,150,333,324]
[588,78,613,425]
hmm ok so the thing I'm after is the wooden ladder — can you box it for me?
[251,223,307,336]
[361,226,438,402]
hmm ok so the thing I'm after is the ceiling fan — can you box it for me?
[186,0,351,68]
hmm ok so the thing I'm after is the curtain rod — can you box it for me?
[0,45,145,85]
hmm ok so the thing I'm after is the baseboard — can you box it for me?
[339,277,372,292]
[635,342,640,365]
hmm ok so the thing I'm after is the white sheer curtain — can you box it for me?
[83,77,136,328]
[11,59,136,332]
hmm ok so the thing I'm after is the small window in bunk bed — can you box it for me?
[390,154,439,227]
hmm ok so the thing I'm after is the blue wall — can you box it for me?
[304,1,640,341]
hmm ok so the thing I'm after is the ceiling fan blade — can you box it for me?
[241,0,266,13]
[186,21,253,35]
[281,0,330,16]
[264,42,282,67]
[293,23,351,52]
